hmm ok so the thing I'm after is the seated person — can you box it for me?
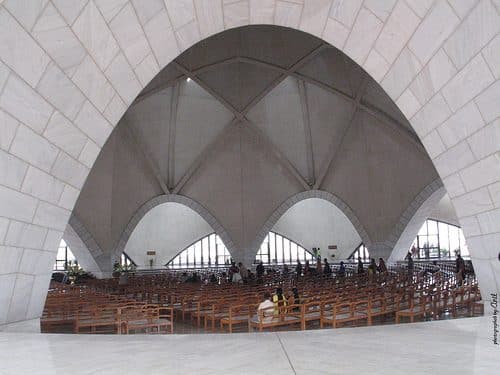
[257,292,274,323]
[272,287,288,315]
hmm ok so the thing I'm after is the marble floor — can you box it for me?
[0,317,498,375]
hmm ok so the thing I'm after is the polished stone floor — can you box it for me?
[0,317,497,375]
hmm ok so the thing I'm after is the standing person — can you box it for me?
[407,252,414,277]
[456,254,465,286]
[323,258,332,277]
[377,258,387,273]
[357,257,364,274]
[295,260,303,277]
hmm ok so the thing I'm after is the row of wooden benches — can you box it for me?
[42,289,174,334]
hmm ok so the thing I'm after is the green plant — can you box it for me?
[113,261,136,274]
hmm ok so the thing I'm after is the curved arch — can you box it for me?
[0,2,498,325]
[165,232,232,268]
[247,190,372,264]
[388,179,446,261]
[113,194,237,261]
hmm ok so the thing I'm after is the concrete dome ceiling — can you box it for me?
[73,26,438,262]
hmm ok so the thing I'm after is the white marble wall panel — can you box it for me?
[0,218,9,244]
[134,53,160,87]
[408,0,460,65]
[72,1,120,71]
[433,140,476,178]
[448,0,479,19]
[249,0,275,24]
[488,180,500,206]
[395,88,420,118]
[50,152,89,188]
[164,0,196,30]
[363,49,390,82]
[58,184,80,211]
[0,274,16,325]
[441,54,494,112]
[36,63,86,121]
[32,3,87,77]
[175,20,201,51]
[94,0,128,23]
[224,0,250,28]
[0,110,18,151]
[10,125,59,172]
[43,229,63,252]
[477,207,500,234]
[411,93,452,137]
[71,56,115,112]
[26,273,52,318]
[193,0,223,37]
[0,8,50,87]
[405,0,435,18]
[364,0,397,22]
[0,75,53,134]
[78,139,100,169]
[467,118,500,159]
[109,3,152,68]
[274,0,302,28]
[21,166,64,205]
[437,101,484,148]
[0,61,9,90]
[299,0,330,36]
[460,155,500,191]
[74,101,113,147]
[444,0,500,70]
[381,47,421,99]
[482,34,500,78]
[143,10,179,67]
[18,249,47,275]
[0,150,27,190]
[329,0,363,28]
[4,222,47,250]
[3,0,49,30]
[33,201,70,231]
[132,0,165,25]
[51,0,88,25]
[322,17,349,50]
[104,53,142,104]
[475,80,500,123]
[374,1,420,65]
[6,274,34,323]
[103,94,127,125]
[453,187,493,217]
[43,111,88,158]
[410,49,457,105]
[421,130,446,159]
[344,7,383,64]
[0,186,38,223]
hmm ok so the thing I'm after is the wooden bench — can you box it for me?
[119,304,173,334]
[320,300,369,328]
[248,304,302,332]
[220,303,256,333]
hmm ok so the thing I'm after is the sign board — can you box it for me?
[146,251,156,256]
[328,245,337,250]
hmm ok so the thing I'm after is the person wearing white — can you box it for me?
[257,292,275,323]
